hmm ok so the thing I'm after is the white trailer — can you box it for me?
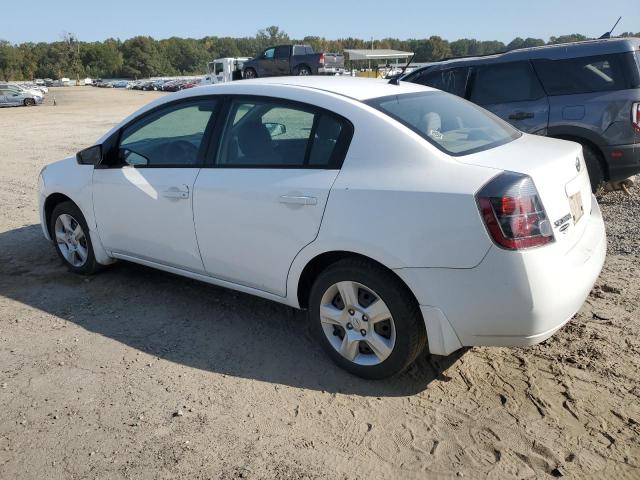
[203,57,250,84]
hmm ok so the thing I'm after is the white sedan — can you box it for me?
[38,77,606,379]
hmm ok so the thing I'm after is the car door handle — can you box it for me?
[163,186,190,199]
[279,195,317,206]
[508,111,534,120]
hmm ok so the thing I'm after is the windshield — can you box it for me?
[366,91,521,156]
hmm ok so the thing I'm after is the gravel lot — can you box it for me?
[0,87,638,479]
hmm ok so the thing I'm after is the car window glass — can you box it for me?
[368,91,520,156]
[533,54,629,95]
[309,115,344,166]
[263,48,275,59]
[415,67,469,97]
[217,99,348,167]
[275,46,289,58]
[119,101,217,167]
[470,61,544,104]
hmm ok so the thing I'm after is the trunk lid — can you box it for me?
[459,134,592,251]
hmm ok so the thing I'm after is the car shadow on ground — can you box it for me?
[0,224,465,397]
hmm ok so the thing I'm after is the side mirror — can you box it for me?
[264,122,287,137]
[76,145,102,165]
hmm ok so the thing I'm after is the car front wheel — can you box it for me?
[50,201,101,275]
[309,258,427,379]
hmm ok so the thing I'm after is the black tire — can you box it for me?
[308,258,427,379]
[244,68,257,79]
[50,201,101,275]
[24,98,35,107]
[581,144,605,193]
[296,65,312,76]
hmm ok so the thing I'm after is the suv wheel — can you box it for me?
[308,258,427,379]
[581,144,605,192]
[244,68,257,79]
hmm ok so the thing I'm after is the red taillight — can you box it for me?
[632,102,640,133]
[476,172,554,250]
[319,53,325,65]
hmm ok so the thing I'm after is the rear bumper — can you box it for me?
[318,66,345,75]
[604,143,640,180]
[396,197,606,355]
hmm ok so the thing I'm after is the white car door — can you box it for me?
[193,97,353,296]
[92,98,220,272]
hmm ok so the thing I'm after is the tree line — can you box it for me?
[0,26,638,81]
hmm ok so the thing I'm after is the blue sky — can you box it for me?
[3,0,639,44]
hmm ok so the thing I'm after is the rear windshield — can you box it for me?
[366,91,521,156]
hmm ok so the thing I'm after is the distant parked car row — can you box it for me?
[89,78,202,91]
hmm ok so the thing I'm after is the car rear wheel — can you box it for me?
[24,98,35,106]
[581,144,605,192]
[244,68,257,79]
[50,201,101,275]
[297,65,312,76]
[309,258,427,379]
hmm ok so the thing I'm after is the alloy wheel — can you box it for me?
[54,214,88,267]
[319,281,396,366]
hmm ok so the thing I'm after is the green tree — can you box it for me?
[0,40,19,81]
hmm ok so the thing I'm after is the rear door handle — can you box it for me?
[279,195,317,206]
[508,111,534,120]
[163,186,190,199]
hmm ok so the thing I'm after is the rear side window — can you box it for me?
[470,61,544,104]
[367,91,521,156]
[217,98,352,168]
[411,67,469,97]
[533,54,631,95]
[275,46,289,58]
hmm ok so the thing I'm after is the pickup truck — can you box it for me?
[242,44,344,78]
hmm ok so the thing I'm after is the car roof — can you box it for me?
[406,37,640,71]
[192,76,433,101]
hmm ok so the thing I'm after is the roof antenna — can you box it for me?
[389,54,415,85]
[599,16,622,39]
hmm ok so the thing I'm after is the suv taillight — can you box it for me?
[632,102,640,133]
[319,53,325,65]
[476,172,554,250]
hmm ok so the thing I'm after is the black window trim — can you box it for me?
[365,91,521,157]
[207,94,355,170]
[97,96,224,169]
[95,94,354,170]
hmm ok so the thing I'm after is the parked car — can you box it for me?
[401,37,640,191]
[0,84,43,106]
[112,80,130,88]
[38,77,605,379]
[243,44,344,79]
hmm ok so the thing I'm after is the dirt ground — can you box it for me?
[0,87,638,480]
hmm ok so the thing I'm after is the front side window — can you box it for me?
[414,67,470,97]
[470,61,545,105]
[367,91,521,156]
[217,98,350,168]
[119,100,217,167]
[263,48,275,59]
[533,53,631,95]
